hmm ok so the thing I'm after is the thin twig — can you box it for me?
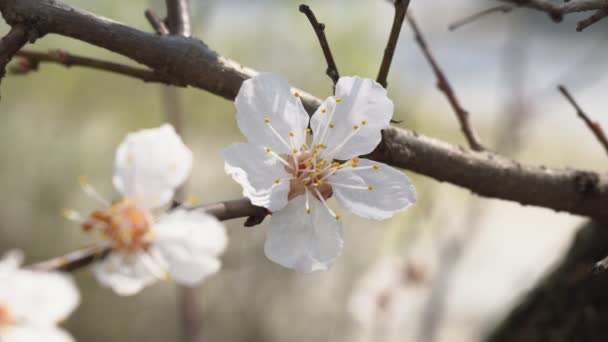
[376,0,411,88]
[299,4,340,89]
[165,0,192,37]
[448,5,514,31]
[12,49,185,86]
[145,9,169,35]
[576,9,608,31]
[29,198,266,272]
[0,24,30,96]
[558,85,608,155]
[406,13,485,151]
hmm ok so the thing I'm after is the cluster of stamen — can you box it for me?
[81,199,154,253]
[262,94,380,219]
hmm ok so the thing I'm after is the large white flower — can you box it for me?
[0,250,80,342]
[66,124,228,296]
[224,73,416,272]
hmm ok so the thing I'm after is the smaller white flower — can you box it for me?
[65,124,228,296]
[225,73,417,272]
[0,250,80,342]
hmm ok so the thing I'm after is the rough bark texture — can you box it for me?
[485,221,608,342]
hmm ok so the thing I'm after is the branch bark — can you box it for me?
[376,0,410,88]
[2,0,608,223]
[0,24,30,93]
[498,0,608,30]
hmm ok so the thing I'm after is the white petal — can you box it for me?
[235,73,310,154]
[153,209,227,286]
[1,326,74,342]
[0,270,79,325]
[330,159,416,220]
[224,143,290,212]
[0,249,23,277]
[113,124,193,209]
[264,195,343,272]
[93,252,158,296]
[316,77,393,160]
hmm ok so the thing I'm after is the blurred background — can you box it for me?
[0,0,606,341]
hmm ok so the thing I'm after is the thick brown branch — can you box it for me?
[376,0,411,88]
[2,0,608,223]
[29,198,267,272]
[299,4,340,88]
[576,8,608,31]
[12,49,185,85]
[0,24,29,93]
[406,13,485,151]
[558,85,608,156]
[448,5,514,31]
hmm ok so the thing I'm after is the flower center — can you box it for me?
[0,303,15,327]
[81,199,154,253]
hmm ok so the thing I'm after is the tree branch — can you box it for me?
[29,198,267,272]
[165,0,191,37]
[448,5,514,31]
[498,0,608,30]
[406,13,485,151]
[145,9,169,35]
[2,0,608,223]
[558,85,608,156]
[12,49,185,85]
[376,0,411,88]
[299,4,340,88]
[0,24,30,94]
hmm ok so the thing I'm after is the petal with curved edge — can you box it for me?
[224,143,291,212]
[236,73,310,154]
[330,159,416,220]
[92,252,159,296]
[0,269,80,325]
[1,326,75,342]
[113,124,192,209]
[153,209,227,286]
[264,195,343,272]
[317,77,393,160]
[0,249,23,277]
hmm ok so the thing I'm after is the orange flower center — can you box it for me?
[0,303,15,327]
[82,199,153,252]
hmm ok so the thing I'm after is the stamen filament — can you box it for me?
[79,177,110,207]
[313,187,338,219]
[268,150,293,169]
[266,122,293,152]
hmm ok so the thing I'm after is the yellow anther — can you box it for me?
[61,208,79,221]
[362,120,367,125]
[368,185,374,191]
[353,124,359,130]
[335,215,341,221]
[79,175,89,185]
[186,195,201,206]
[314,180,323,187]
[302,143,309,149]
[335,97,342,103]
[266,147,272,153]
[373,164,379,170]
[321,108,327,113]
[306,208,311,214]
[289,131,295,137]
[331,162,341,168]
[315,168,321,173]
[264,117,270,123]
[352,157,360,163]
[274,179,280,184]
[294,91,300,97]
[329,123,335,129]
[306,128,312,135]
[292,148,298,153]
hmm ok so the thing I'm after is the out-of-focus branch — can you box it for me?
[145,9,169,35]
[376,0,410,88]
[165,0,191,37]
[406,13,485,151]
[558,85,608,156]
[12,49,185,86]
[0,24,30,93]
[29,198,267,272]
[299,4,340,88]
[448,5,514,31]
[3,0,608,222]
[497,0,608,30]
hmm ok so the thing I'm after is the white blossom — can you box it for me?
[224,73,416,272]
[66,124,228,295]
[0,250,80,342]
